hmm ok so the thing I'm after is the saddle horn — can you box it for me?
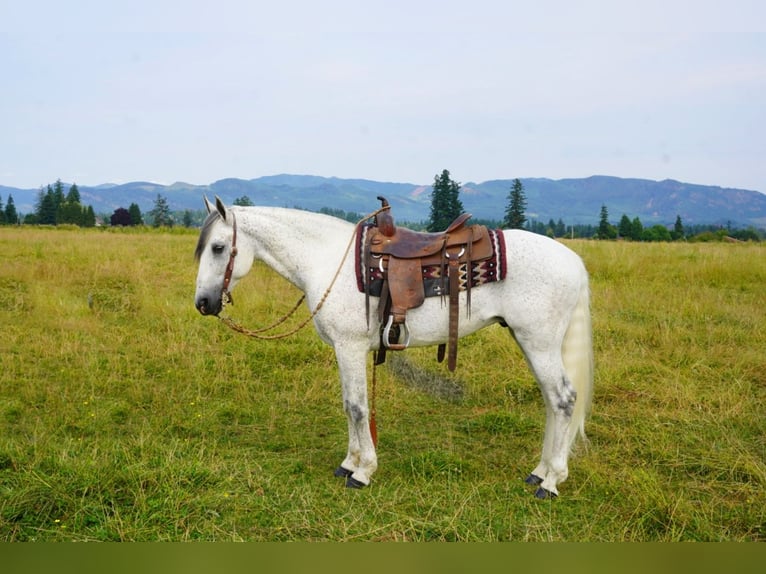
[376,196,395,237]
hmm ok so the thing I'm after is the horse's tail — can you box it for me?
[562,278,593,450]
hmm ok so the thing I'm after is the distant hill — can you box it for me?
[3,174,765,227]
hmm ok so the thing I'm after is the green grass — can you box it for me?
[1,227,764,541]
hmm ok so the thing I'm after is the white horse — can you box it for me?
[194,197,593,498]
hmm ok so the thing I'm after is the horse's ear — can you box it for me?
[203,195,215,214]
[215,196,227,221]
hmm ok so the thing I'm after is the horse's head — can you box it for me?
[194,196,253,316]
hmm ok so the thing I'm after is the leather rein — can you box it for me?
[216,204,390,341]
[217,209,308,339]
[214,205,390,446]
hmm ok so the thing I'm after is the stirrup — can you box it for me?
[382,315,410,350]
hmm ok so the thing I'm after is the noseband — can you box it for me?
[221,210,238,305]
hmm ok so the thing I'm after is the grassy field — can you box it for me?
[0,226,764,541]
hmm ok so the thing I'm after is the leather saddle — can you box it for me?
[362,196,494,371]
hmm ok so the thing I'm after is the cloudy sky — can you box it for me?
[2,0,764,192]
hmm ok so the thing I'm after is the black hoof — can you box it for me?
[534,487,558,499]
[525,474,543,486]
[346,476,367,489]
[334,466,353,478]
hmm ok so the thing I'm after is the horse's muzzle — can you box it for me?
[195,296,221,316]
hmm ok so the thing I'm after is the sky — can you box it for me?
[2,0,765,192]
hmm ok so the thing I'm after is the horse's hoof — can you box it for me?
[535,487,558,499]
[334,466,353,478]
[346,476,367,489]
[525,474,543,486]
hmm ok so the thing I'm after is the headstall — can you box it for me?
[221,210,238,305]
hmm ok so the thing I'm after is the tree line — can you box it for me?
[426,170,762,241]
[0,180,97,226]
[0,181,184,228]
[32,180,95,226]
[4,174,762,241]
[304,170,761,241]
[109,194,200,227]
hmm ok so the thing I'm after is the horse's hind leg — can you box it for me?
[521,347,577,498]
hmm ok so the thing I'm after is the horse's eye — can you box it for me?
[211,244,225,255]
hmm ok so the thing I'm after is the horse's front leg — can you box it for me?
[333,343,377,488]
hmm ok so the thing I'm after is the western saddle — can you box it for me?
[361,196,495,371]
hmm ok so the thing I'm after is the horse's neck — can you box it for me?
[238,207,354,290]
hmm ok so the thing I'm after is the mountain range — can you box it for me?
[2,174,765,227]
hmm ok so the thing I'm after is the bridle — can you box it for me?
[214,203,392,331]
[221,210,238,305]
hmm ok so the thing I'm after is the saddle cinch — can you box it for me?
[360,196,497,371]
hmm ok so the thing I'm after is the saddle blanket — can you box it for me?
[354,224,507,297]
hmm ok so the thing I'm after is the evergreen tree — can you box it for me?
[83,205,96,227]
[59,183,82,224]
[618,214,632,239]
[555,218,566,238]
[596,204,616,239]
[182,210,193,227]
[4,194,18,224]
[128,203,143,226]
[148,194,173,227]
[34,188,45,218]
[427,169,463,232]
[66,183,81,204]
[631,217,643,241]
[0,195,5,224]
[52,179,65,212]
[38,188,58,224]
[671,215,685,241]
[503,178,527,229]
[59,201,83,225]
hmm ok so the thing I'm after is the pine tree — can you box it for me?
[4,194,18,224]
[83,205,96,227]
[671,215,685,241]
[596,204,616,239]
[38,188,58,224]
[631,217,643,241]
[66,183,81,204]
[128,203,143,226]
[618,214,632,239]
[503,178,527,229]
[0,195,5,224]
[59,201,82,225]
[149,194,173,227]
[427,169,464,232]
[52,179,65,212]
